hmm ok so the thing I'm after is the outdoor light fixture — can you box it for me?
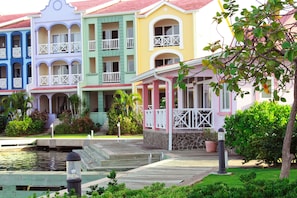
[218,128,226,174]
[66,151,81,196]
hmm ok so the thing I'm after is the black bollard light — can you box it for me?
[66,152,81,197]
[217,128,226,174]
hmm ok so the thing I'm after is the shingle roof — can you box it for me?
[87,0,212,15]
[0,0,213,30]
[0,13,33,29]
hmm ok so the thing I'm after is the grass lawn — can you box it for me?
[198,167,297,188]
[28,133,143,139]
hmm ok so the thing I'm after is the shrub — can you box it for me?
[5,117,32,136]
[224,101,296,165]
[27,119,45,135]
[54,123,71,134]
[71,116,95,134]
[0,115,7,133]
[30,109,48,123]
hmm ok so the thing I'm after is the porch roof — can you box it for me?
[130,57,205,83]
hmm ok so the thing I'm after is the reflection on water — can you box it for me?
[0,148,69,171]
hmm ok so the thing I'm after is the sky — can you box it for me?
[0,0,50,14]
[0,0,262,15]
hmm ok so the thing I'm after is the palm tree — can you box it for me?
[1,91,33,121]
[113,90,142,116]
[68,94,80,119]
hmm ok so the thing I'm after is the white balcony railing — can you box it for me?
[102,39,119,50]
[13,77,22,88]
[0,78,7,89]
[27,46,31,57]
[12,47,21,58]
[88,40,96,51]
[102,72,120,83]
[39,74,82,86]
[0,48,6,59]
[28,77,32,84]
[154,34,180,47]
[126,38,134,49]
[144,108,213,130]
[38,42,81,55]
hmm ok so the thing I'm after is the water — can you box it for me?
[0,147,70,171]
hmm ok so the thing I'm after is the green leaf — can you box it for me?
[280,97,286,102]
[286,50,294,62]
[253,28,263,38]
[282,41,291,49]
[234,29,244,42]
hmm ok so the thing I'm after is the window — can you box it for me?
[103,61,119,72]
[260,78,273,100]
[155,57,180,67]
[52,34,68,43]
[102,30,118,39]
[0,36,5,48]
[220,83,230,112]
[89,58,96,74]
[154,25,179,36]
[13,35,20,47]
[71,62,81,74]
[71,33,80,42]
[127,59,135,72]
[53,65,68,75]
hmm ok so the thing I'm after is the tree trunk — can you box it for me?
[280,66,297,179]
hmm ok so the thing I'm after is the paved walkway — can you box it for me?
[49,139,260,197]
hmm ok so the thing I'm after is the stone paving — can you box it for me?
[47,139,259,197]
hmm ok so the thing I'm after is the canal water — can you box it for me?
[0,147,72,171]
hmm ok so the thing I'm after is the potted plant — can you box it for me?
[203,129,218,152]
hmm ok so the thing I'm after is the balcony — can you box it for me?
[144,108,213,130]
[88,40,96,51]
[39,74,82,86]
[0,78,7,89]
[0,48,6,59]
[126,38,134,49]
[154,35,180,47]
[102,72,120,83]
[38,41,81,55]
[12,47,21,58]
[102,39,119,50]
[13,77,22,88]
[27,46,31,57]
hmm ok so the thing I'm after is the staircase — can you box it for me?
[73,144,163,171]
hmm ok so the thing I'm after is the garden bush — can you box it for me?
[33,171,297,198]
[224,101,297,165]
[5,114,48,136]
[71,116,95,134]
[5,116,32,136]
[54,123,71,134]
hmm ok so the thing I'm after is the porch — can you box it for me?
[144,108,213,130]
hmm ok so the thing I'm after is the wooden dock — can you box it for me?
[0,139,37,150]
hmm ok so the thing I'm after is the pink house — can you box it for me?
[131,56,294,150]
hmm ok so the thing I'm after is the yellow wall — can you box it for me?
[136,4,194,75]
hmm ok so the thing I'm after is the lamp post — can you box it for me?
[66,152,81,197]
[117,122,121,138]
[218,128,226,174]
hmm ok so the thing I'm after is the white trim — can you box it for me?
[219,83,231,112]
[138,1,186,17]
[149,15,183,50]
